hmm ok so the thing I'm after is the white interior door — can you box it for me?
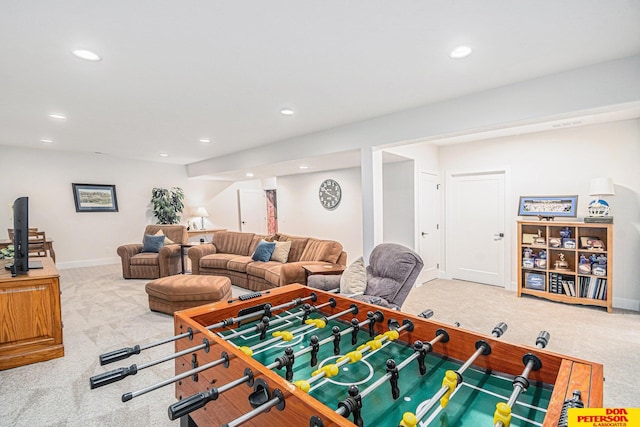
[417,172,439,284]
[447,171,506,287]
[238,189,267,234]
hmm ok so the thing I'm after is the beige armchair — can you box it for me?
[117,225,188,279]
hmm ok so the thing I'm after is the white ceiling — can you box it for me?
[1,1,639,171]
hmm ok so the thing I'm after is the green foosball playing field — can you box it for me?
[217,308,552,427]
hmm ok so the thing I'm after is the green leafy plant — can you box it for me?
[0,244,14,260]
[151,187,185,224]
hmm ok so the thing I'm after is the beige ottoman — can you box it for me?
[145,275,232,315]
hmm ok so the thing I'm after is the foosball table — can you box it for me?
[91,284,603,426]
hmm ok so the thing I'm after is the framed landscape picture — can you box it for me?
[72,183,119,212]
[518,195,578,219]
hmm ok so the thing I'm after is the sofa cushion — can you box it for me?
[276,234,309,262]
[247,261,282,279]
[270,240,292,263]
[154,230,174,245]
[142,234,165,253]
[252,240,276,262]
[340,256,366,294]
[299,239,343,263]
[131,252,161,265]
[214,231,256,256]
[200,253,238,270]
[227,256,253,273]
[144,224,188,245]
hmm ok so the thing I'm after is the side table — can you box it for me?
[180,244,196,274]
[302,264,345,280]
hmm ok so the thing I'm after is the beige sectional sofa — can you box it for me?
[187,231,347,291]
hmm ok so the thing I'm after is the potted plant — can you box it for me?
[0,244,14,268]
[151,187,185,224]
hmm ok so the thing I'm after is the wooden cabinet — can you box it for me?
[517,221,612,312]
[0,257,64,369]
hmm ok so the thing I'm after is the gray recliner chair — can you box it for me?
[308,243,424,310]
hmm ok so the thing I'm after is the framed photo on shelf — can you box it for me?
[72,183,119,212]
[518,195,578,219]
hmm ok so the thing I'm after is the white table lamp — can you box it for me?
[588,178,615,218]
[195,207,209,230]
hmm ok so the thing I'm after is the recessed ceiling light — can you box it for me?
[40,139,53,144]
[48,114,66,120]
[280,108,295,116]
[245,172,254,177]
[299,164,309,169]
[72,49,102,61]
[449,45,472,59]
[159,153,169,157]
[199,138,211,143]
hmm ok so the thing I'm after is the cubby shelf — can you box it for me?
[517,221,613,312]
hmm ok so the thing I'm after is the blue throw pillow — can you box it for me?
[251,240,276,262]
[142,234,165,253]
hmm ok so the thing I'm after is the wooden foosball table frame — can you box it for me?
[173,284,603,427]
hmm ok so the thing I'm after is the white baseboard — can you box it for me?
[612,296,640,312]
[56,257,120,270]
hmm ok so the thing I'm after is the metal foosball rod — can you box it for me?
[119,304,359,402]
[92,298,334,389]
[236,304,359,357]
[98,292,320,365]
[493,330,551,427]
[220,383,286,427]
[399,322,508,427]
[337,325,450,420]
[166,310,388,420]
[293,317,416,393]
[218,298,337,341]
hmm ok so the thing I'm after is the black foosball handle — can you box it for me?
[168,388,218,420]
[90,365,138,389]
[99,345,141,365]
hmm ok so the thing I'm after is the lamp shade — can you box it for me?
[589,178,615,196]
[195,207,209,217]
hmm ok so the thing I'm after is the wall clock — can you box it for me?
[318,179,342,210]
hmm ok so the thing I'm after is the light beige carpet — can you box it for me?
[402,279,640,409]
[1,266,638,427]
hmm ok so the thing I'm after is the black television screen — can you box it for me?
[12,196,29,275]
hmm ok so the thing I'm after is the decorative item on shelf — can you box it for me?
[523,257,535,268]
[534,229,546,245]
[586,177,615,223]
[549,237,562,248]
[195,207,209,230]
[524,272,546,290]
[578,255,591,274]
[559,227,572,238]
[518,195,578,221]
[592,255,607,276]
[563,238,576,249]
[554,253,569,270]
[523,247,533,259]
[535,250,547,268]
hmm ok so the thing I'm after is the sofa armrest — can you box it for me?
[187,244,217,275]
[307,274,341,292]
[158,244,182,277]
[117,244,143,279]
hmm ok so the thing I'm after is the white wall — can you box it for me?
[438,119,640,310]
[0,147,213,268]
[383,160,415,248]
[276,168,363,262]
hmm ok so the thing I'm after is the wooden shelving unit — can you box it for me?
[517,220,613,312]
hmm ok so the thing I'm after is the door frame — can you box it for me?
[443,167,512,289]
